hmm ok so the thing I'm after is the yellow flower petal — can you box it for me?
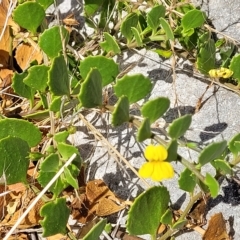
[150,161,174,181]
[144,145,168,162]
[138,162,154,178]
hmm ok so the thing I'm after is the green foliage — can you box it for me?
[13,2,45,33]
[141,97,170,123]
[178,168,196,192]
[0,118,42,147]
[228,133,240,156]
[78,68,103,108]
[114,74,152,103]
[36,0,54,10]
[166,140,178,162]
[204,173,219,198]
[23,65,49,92]
[111,96,130,126]
[127,186,170,235]
[168,114,192,139]
[83,219,107,240]
[79,56,119,87]
[160,18,174,40]
[40,198,70,237]
[0,136,29,184]
[39,26,69,58]
[198,141,227,166]
[48,55,70,96]
[100,32,121,54]
[230,54,240,82]
[120,13,139,43]
[147,5,166,34]
[137,118,152,142]
[161,209,173,225]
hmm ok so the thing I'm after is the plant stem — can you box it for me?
[158,192,202,240]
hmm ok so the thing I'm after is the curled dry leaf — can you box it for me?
[0,26,11,68]
[15,42,42,71]
[203,212,230,240]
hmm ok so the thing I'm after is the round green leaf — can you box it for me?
[23,65,49,92]
[39,26,69,58]
[48,55,70,96]
[40,198,70,237]
[111,96,129,127]
[211,159,232,175]
[13,2,45,33]
[181,9,206,31]
[168,114,192,139]
[79,56,119,87]
[141,97,170,123]
[0,136,29,184]
[198,141,227,166]
[114,74,152,104]
[178,168,196,192]
[127,186,170,235]
[0,118,42,147]
[78,68,102,108]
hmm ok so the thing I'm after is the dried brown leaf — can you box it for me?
[203,212,230,240]
[15,42,42,70]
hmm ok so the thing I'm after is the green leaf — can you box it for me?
[64,167,79,189]
[204,173,219,198]
[21,110,49,120]
[39,26,69,59]
[0,136,29,184]
[49,96,62,112]
[12,72,34,102]
[172,220,188,230]
[154,49,172,58]
[198,141,227,166]
[168,114,192,139]
[83,219,107,240]
[48,55,70,96]
[141,97,170,123]
[131,27,143,47]
[57,142,80,162]
[160,209,172,225]
[100,32,121,54]
[120,13,139,43]
[36,0,54,9]
[166,139,178,162]
[160,18,174,40]
[23,65,49,92]
[211,159,232,175]
[137,118,152,142]
[78,68,102,108]
[53,131,69,143]
[147,5,166,33]
[0,118,42,147]
[181,9,206,32]
[230,54,240,82]
[197,39,216,75]
[40,198,70,237]
[127,186,170,235]
[114,74,152,103]
[40,154,59,172]
[13,2,45,33]
[79,56,119,87]
[228,133,240,156]
[178,168,196,192]
[111,96,129,127]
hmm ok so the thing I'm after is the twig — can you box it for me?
[4,153,77,240]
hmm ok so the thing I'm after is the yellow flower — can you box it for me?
[139,145,174,181]
[209,67,233,79]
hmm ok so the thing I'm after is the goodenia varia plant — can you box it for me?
[2,0,240,238]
